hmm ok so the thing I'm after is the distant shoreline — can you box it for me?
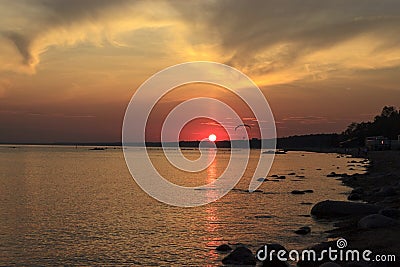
[0,133,344,151]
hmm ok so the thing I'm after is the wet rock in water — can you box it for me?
[247,189,264,193]
[294,226,311,235]
[367,262,395,267]
[256,244,288,267]
[297,241,337,267]
[288,172,296,175]
[292,190,313,194]
[379,208,400,219]
[232,242,246,247]
[311,200,382,217]
[261,257,289,267]
[348,192,362,201]
[344,262,369,267]
[377,196,398,205]
[222,246,256,265]
[255,215,274,219]
[256,243,288,258]
[375,186,397,197]
[326,172,348,178]
[319,263,341,267]
[351,187,364,194]
[216,243,232,252]
[358,214,399,229]
[257,243,287,253]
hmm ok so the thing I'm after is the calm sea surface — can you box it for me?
[0,146,366,266]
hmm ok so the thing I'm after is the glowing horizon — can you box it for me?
[0,0,400,143]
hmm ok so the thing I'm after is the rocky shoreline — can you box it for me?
[217,150,400,267]
[312,150,400,266]
[295,151,400,267]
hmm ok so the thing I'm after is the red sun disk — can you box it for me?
[178,118,229,141]
[208,134,217,142]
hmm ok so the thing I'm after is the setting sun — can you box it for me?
[208,134,217,142]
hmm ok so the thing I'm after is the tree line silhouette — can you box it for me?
[341,106,400,146]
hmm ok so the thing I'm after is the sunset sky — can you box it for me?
[1,0,400,143]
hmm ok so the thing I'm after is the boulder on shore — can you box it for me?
[343,262,369,267]
[291,189,314,195]
[358,214,399,229]
[348,192,362,201]
[297,240,337,267]
[222,246,256,265]
[262,257,289,267]
[351,187,364,194]
[326,172,348,178]
[216,243,232,252]
[294,226,311,235]
[311,200,381,217]
[319,263,341,267]
[375,186,397,197]
[256,244,288,267]
[257,243,287,253]
[379,208,400,219]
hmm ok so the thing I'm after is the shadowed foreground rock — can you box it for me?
[358,214,399,229]
[256,243,289,267]
[319,262,341,267]
[294,226,311,235]
[216,243,232,252]
[222,246,256,265]
[311,200,382,217]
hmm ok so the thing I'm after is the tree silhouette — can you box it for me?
[342,106,400,146]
